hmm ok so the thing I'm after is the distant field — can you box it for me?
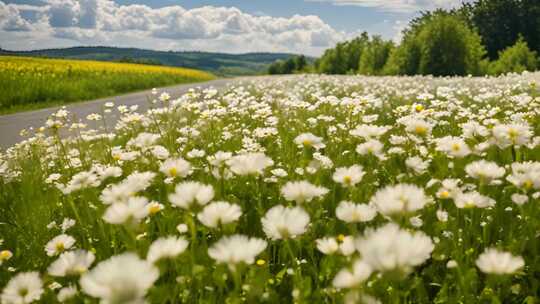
[0,56,215,114]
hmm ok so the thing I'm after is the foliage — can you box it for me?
[0,56,215,113]
[387,12,488,76]
[489,38,539,75]
[1,73,540,303]
[316,33,370,74]
[459,0,540,60]
[357,36,394,76]
[267,55,308,75]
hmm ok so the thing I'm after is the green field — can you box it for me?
[1,73,540,303]
[0,56,215,114]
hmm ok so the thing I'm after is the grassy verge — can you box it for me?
[0,56,215,114]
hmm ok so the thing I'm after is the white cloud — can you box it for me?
[307,0,469,13]
[0,0,351,55]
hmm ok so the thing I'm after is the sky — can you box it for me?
[0,0,469,56]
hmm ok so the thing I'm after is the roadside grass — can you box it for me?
[0,56,216,114]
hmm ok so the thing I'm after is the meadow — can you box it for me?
[0,73,539,303]
[0,56,215,114]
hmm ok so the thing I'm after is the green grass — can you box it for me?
[0,56,215,114]
[0,74,539,303]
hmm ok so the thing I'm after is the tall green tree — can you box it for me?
[385,11,487,76]
[460,0,540,60]
[490,37,538,74]
[358,36,394,75]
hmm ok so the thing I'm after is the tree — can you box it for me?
[459,0,540,60]
[386,11,487,76]
[358,36,394,75]
[490,37,538,74]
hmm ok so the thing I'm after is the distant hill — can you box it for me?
[0,46,303,76]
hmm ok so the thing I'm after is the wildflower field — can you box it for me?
[1,73,540,303]
[0,56,215,114]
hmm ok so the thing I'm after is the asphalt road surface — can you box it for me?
[0,78,243,149]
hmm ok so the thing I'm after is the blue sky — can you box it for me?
[0,0,467,56]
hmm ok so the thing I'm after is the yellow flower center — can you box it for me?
[439,190,450,199]
[414,126,427,135]
[343,176,352,184]
[302,139,313,146]
[524,180,533,189]
[149,204,162,214]
[451,143,461,152]
[56,242,65,252]
[0,250,11,260]
[169,167,178,177]
[415,104,424,112]
[256,259,266,266]
[337,234,345,242]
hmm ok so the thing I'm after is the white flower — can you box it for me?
[434,136,471,158]
[197,201,242,228]
[48,250,95,277]
[465,160,505,182]
[356,223,434,274]
[168,182,214,210]
[226,153,274,175]
[207,151,233,167]
[281,181,328,204]
[492,123,532,148]
[332,260,373,289]
[356,139,385,159]
[294,133,325,150]
[405,156,430,174]
[336,201,377,223]
[511,193,529,205]
[159,158,192,178]
[401,117,433,136]
[1,272,44,304]
[454,191,495,209]
[102,197,151,225]
[476,248,524,275]
[208,235,267,266]
[151,145,170,160]
[370,184,430,216]
[332,165,365,187]
[80,253,159,304]
[147,236,189,263]
[350,124,390,139]
[506,162,540,190]
[316,237,339,255]
[45,234,76,257]
[261,205,310,240]
[57,286,78,302]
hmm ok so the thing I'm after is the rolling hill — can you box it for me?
[0,46,300,76]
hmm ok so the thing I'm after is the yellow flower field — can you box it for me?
[0,56,215,114]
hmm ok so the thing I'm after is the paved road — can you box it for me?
[0,78,242,149]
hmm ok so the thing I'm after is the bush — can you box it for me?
[489,38,538,75]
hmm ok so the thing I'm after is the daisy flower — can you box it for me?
[80,253,159,304]
[146,236,189,263]
[370,184,430,216]
[45,234,76,257]
[294,133,326,150]
[332,165,365,187]
[197,201,242,228]
[281,181,328,204]
[159,157,192,178]
[48,250,95,277]
[261,205,310,240]
[1,272,44,304]
[336,201,377,223]
[226,153,274,176]
[168,181,214,210]
[476,248,524,275]
[208,235,267,267]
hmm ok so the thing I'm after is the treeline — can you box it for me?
[269,0,539,76]
[267,55,309,74]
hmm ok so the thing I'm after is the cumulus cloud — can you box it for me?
[307,0,470,13]
[0,0,349,55]
[0,2,34,31]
